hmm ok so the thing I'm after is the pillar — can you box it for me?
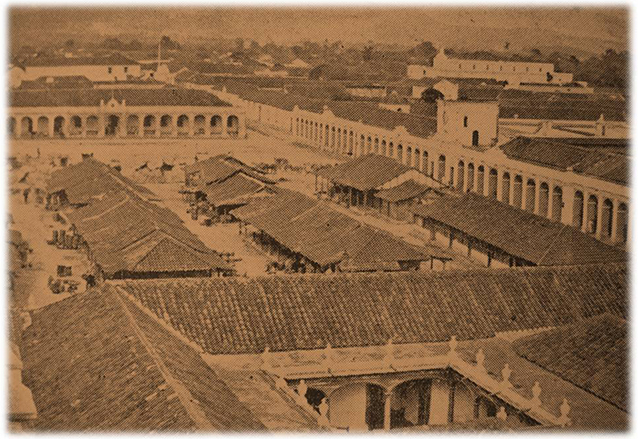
[581,190,590,233]
[155,115,161,138]
[48,117,54,137]
[221,114,228,138]
[496,169,504,201]
[188,114,195,137]
[81,116,87,138]
[562,186,575,225]
[98,116,105,138]
[596,195,604,239]
[534,180,541,214]
[384,391,392,431]
[521,176,528,211]
[547,183,554,220]
[611,199,619,243]
[138,115,144,138]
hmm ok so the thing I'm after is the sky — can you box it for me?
[9,7,629,55]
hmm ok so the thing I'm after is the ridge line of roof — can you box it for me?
[109,286,216,430]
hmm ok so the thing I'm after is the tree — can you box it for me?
[421,87,444,102]
[64,39,74,49]
[160,36,181,50]
[362,45,373,62]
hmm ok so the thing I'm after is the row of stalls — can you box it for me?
[46,157,234,281]
[181,154,276,223]
[233,188,451,273]
[315,154,446,221]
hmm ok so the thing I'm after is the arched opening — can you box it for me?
[437,155,446,182]
[551,186,563,222]
[325,125,330,147]
[360,134,366,156]
[472,130,479,146]
[193,115,206,135]
[7,117,16,138]
[601,199,613,239]
[367,137,372,154]
[160,115,173,136]
[586,195,598,234]
[20,117,33,137]
[406,146,412,167]
[337,129,342,151]
[617,203,628,243]
[501,172,511,204]
[388,142,394,158]
[488,168,498,199]
[374,138,379,154]
[397,144,404,163]
[423,150,429,176]
[36,116,49,137]
[85,116,99,137]
[176,114,190,136]
[381,140,387,156]
[466,163,475,192]
[69,115,82,136]
[331,127,336,149]
[105,115,120,137]
[525,179,536,212]
[538,182,550,217]
[53,116,66,137]
[227,115,240,137]
[329,383,386,431]
[210,115,222,134]
[143,115,157,136]
[573,191,584,229]
[390,379,432,429]
[414,148,421,171]
[513,175,523,208]
[303,387,327,413]
[126,115,140,136]
[476,166,485,195]
[457,161,465,192]
[348,131,354,155]
[295,118,300,136]
[463,116,468,127]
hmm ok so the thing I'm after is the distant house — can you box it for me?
[20,53,141,82]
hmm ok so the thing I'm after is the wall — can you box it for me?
[329,383,369,430]
[23,64,142,82]
[437,100,499,147]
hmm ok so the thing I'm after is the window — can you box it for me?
[472,130,479,146]
[539,68,542,72]
[473,64,476,70]
[107,66,113,74]
[124,66,128,73]
[463,116,468,127]
[459,63,462,69]
[486,65,489,70]
[500,65,503,71]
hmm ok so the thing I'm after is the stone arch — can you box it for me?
[69,115,82,136]
[176,114,190,135]
[457,161,465,192]
[143,115,157,136]
[105,115,120,137]
[374,137,379,154]
[85,116,99,136]
[7,117,16,137]
[513,175,524,208]
[476,165,485,195]
[501,172,511,204]
[381,140,387,156]
[388,142,394,158]
[328,383,386,431]
[437,155,446,182]
[193,115,206,135]
[397,144,404,164]
[467,163,475,192]
[160,115,173,136]
[538,182,550,217]
[210,115,222,134]
[551,186,563,222]
[586,194,598,234]
[126,114,140,136]
[389,378,432,429]
[227,115,239,136]
[21,116,33,137]
[525,179,536,212]
[617,203,628,243]
[488,168,498,199]
[36,116,49,136]
[53,116,66,137]
[601,198,614,239]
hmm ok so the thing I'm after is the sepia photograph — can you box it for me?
[5,3,630,434]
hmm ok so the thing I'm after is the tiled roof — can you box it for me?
[47,158,155,204]
[23,53,140,67]
[18,286,265,431]
[317,154,413,191]
[10,87,231,108]
[65,191,229,276]
[184,154,271,185]
[18,75,94,90]
[500,137,628,186]
[233,189,438,267]
[202,173,273,208]
[498,90,627,122]
[116,263,627,355]
[412,192,627,266]
[375,179,440,203]
[513,313,627,411]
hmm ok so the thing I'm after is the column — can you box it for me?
[98,116,105,138]
[610,199,619,243]
[48,117,54,137]
[138,115,144,138]
[174,114,179,138]
[561,186,574,226]
[188,114,195,137]
[383,391,392,431]
[596,195,604,239]
[81,116,87,138]
[496,169,504,201]
[221,114,228,138]
[521,175,528,211]
[547,182,554,220]
[205,115,211,137]
[534,179,541,214]
[474,166,480,194]
[581,190,590,233]
[509,174,516,206]
[155,115,161,138]
[463,163,470,193]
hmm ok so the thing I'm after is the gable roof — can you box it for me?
[23,53,140,67]
[184,154,271,185]
[116,263,626,356]
[412,192,627,266]
[10,87,231,108]
[202,173,272,208]
[18,286,266,431]
[317,154,413,191]
[233,189,440,267]
[500,137,628,186]
[375,179,440,203]
[513,313,627,412]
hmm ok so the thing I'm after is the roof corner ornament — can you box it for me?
[297,379,308,399]
[558,398,571,426]
[323,343,334,370]
[448,335,458,360]
[501,363,512,389]
[530,381,542,408]
[318,397,330,427]
[497,406,508,421]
